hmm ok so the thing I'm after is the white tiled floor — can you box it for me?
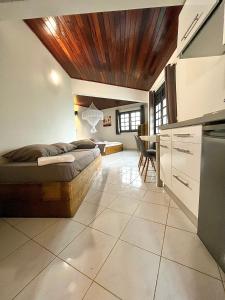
[1,150,225,300]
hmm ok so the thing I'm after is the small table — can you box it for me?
[140,135,163,187]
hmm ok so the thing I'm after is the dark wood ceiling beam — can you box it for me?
[75,95,139,110]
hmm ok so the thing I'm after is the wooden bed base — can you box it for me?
[0,155,101,218]
[103,144,123,155]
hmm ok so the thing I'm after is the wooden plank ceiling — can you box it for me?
[75,95,137,110]
[25,6,182,91]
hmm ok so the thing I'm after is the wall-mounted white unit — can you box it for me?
[181,0,225,58]
[177,0,220,57]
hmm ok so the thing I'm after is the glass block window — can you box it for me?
[120,110,141,132]
[154,84,168,134]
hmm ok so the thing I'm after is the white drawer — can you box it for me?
[172,168,199,217]
[160,129,172,141]
[160,140,172,188]
[172,125,202,144]
[172,141,202,182]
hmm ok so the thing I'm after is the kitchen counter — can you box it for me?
[160,109,225,130]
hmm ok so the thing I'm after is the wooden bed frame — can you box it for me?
[0,155,101,218]
[103,143,123,155]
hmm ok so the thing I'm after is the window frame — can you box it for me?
[119,109,141,133]
[154,83,167,134]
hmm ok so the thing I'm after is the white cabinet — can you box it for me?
[160,125,202,218]
[160,130,172,189]
[177,0,219,56]
[172,141,201,181]
[172,125,202,144]
[160,140,172,188]
[172,167,200,217]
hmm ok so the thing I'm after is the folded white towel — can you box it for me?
[38,154,75,166]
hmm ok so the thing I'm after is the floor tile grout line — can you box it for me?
[161,255,223,282]
[124,210,197,233]
[12,255,58,299]
[3,216,60,240]
[89,195,142,297]
[91,281,123,300]
[30,238,97,283]
[92,205,140,218]
[165,224,197,234]
[41,224,88,257]
[162,204,222,282]
[153,197,170,300]
[22,219,65,239]
[131,210,168,226]
[221,278,225,294]
[72,203,108,226]
[81,281,95,300]
[118,238,161,258]
[217,263,225,286]
[82,281,122,300]
[55,256,95,281]
[1,217,47,263]
[139,200,170,207]
[18,217,88,252]
[0,238,31,264]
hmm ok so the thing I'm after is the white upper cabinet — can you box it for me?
[177,0,220,56]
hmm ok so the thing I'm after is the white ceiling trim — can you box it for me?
[71,79,149,103]
[0,0,185,21]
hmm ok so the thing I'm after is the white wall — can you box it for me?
[176,55,225,121]
[95,103,148,149]
[0,20,75,156]
[72,79,149,103]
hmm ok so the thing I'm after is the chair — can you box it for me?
[136,136,156,182]
[134,135,143,170]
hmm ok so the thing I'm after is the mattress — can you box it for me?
[0,148,100,184]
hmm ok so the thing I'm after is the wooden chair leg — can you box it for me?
[141,157,147,175]
[150,157,156,171]
[138,154,141,168]
[138,154,143,170]
[144,158,150,182]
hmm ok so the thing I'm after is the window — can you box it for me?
[154,84,168,134]
[120,110,141,132]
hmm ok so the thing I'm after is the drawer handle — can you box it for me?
[173,175,191,189]
[181,13,201,41]
[160,144,169,149]
[174,133,192,138]
[173,147,192,155]
[160,134,170,137]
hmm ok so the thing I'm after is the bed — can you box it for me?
[103,142,123,155]
[0,148,101,218]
